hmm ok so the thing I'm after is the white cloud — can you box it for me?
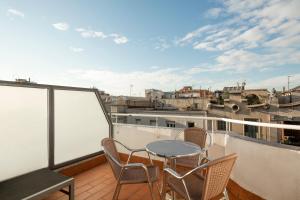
[76,28,107,39]
[177,0,300,73]
[205,8,223,18]
[68,68,201,95]
[110,34,128,44]
[188,48,300,74]
[154,37,170,51]
[177,25,213,44]
[76,28,128,44]
[52,22,69,31]
[7,9,24,19]
[248,73,300,90]
[69,46,84,53]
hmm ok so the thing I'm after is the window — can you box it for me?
[217,121,226,131]
[166,120,175,128]
[244,118,258,138]
[135,118,141,125]
[187,121,195,128]
[150,119,156,126]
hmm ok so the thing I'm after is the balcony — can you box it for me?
[1,81,300,200]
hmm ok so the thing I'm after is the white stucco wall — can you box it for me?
[226,136,300,200]
[113,124,300,200]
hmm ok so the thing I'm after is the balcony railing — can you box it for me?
[111,113,300,200]
[111,112,300,145]
[0,81,111,182]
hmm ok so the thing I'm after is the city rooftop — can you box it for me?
[0,0,300,200]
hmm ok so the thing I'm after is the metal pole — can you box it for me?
[156,116,159,138]
[130,84,133,96]
[288,75,291,91]
[211,120,214,144]
[226,121,229,134]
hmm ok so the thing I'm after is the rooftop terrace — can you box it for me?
[1,81,300,200]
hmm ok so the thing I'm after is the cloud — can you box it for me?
[76,28,106,38]
[248,73,300,90]
[205,8,223,18]
[69,46,84,53]
[187,48,300,74]
[153,37,170,51]
[110,34,128,44]
[67,68,203,95]
[177,0,300,73]
[7,9,24,19]
[76,28,128,44]
[177,25,213,45]
[52,22,69,31]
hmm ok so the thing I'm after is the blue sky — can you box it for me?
[0,0,299,95]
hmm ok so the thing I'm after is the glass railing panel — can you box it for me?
[0,86,48,181]
[54,90,109,165]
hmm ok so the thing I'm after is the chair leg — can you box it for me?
[155,182,162,199]
[161,176,167,200]
[147,182,155,200]
[223,188,229,200]
[113,182,122,200]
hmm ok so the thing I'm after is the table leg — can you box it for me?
[170,158,176,200]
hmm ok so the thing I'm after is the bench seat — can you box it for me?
[0,168,74,200]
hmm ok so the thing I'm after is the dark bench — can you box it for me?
[0,168,74,200]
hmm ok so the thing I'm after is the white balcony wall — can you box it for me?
[113,124,300,200]
[0,86,48,181]
[54,90,109,165]
[113,124,215,159]
[226,136,300,200]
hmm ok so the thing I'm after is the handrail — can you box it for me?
[111,113,300,131]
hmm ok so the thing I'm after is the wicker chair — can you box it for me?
[162,153,237,200]
[176,128,210,168]
[101,138,160,200]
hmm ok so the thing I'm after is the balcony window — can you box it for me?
[244,118,258,138]
[166,120,175,128]
[150,119,156,126]
[135,118,141,124]
[217,120,226,131]
[187,121,195,128]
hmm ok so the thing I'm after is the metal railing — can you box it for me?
[111,112,300,145]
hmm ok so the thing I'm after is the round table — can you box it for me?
[146,140,202,199]
[146,140,202,159]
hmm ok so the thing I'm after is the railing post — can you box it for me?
[156,116,159,138]
[226,121,229,134]
[211,120,214,144]
[116,114,118,124]
[48,87,55,169]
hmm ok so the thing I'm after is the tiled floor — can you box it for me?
[44,163,161,200]
[44,161,247,200]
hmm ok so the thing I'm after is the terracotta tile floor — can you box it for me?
[44,162,240,200]
[44,163,161,200]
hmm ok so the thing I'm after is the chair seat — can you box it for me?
[176,155,199,169]
[167,173,204,200]
[121,165,159,184]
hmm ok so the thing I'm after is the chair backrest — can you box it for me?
[184,127,207,149]
[201,153,237,200]
[101,138,122,179]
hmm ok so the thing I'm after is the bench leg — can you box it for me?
[69,182,75,200]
